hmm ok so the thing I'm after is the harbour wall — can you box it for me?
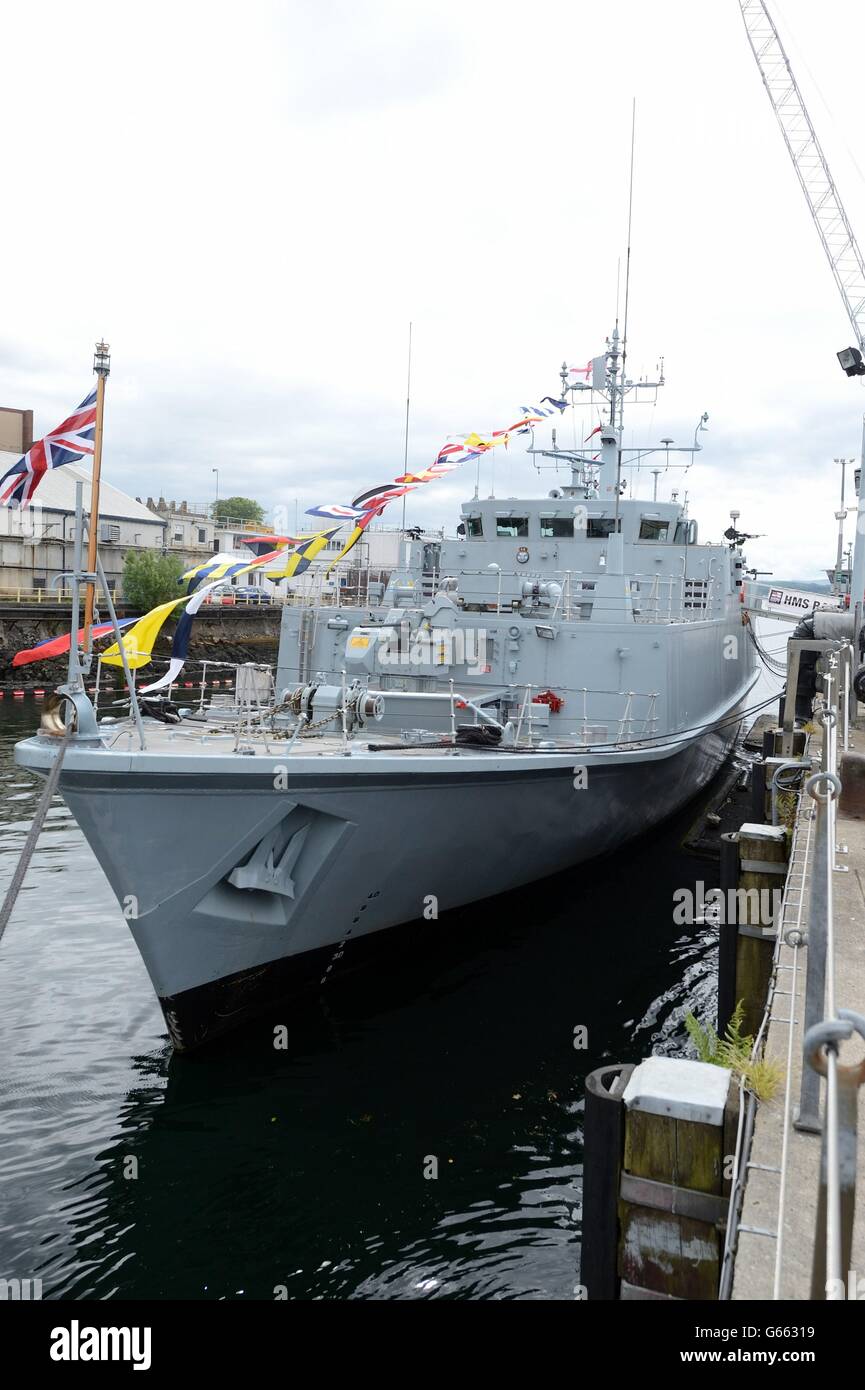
[0,605,282,687]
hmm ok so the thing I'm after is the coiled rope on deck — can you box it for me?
[0,729,71,946]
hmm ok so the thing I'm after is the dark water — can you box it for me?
[0,695,761,1302]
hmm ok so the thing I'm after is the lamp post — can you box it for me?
[212,468,219,515]
[833,457,854,595]
[83,340,110,652]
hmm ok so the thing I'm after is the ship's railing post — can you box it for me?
[199,661,208,713]
[514,685,530,746]
[92,548,146,750]
[617,691,633,745]
[643,692,658,737]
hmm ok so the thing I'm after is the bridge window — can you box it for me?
[540,515,574,538]
[496,516,529,538]
[639,519,670,541]
[466,516,483,538]
[586,517,618,539]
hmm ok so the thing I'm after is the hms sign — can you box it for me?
[763,586,841,616]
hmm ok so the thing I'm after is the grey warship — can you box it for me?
[14,331,759,1048]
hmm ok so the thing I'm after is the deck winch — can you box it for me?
[279,681,385,734]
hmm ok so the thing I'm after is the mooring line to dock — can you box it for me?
[0,730,71,946]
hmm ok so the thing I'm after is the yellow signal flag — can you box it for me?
[324,523,364,576]
[100,596,188,669]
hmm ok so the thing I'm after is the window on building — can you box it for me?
[466,516,483,538]
[540,515,574,538]
[106,577,117,592]
[198,528,207,544]
[213,540,221,553]
[32,576,47,591]
[586,518,619,539]
[174,529,184,542]
[639,519,670,541]
[496,516,529,538]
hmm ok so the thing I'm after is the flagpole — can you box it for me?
[400,321,412,537]
[83,340,111,653]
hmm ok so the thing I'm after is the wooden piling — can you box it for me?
[717,832,739,1038]
[582,1063,635,1300]
[617,1058,732,1300]
[734,822,787,1039]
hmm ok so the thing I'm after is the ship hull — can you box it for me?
[18,695,749,1049]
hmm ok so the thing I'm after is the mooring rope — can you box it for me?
[0,729,71,947]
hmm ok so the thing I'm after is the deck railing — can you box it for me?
[416,568,725,623]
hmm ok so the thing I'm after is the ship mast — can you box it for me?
[83,340,111,652]
[613,100,637,526]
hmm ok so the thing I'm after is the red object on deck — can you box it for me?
[534,689,563,713]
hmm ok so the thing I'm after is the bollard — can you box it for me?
[581,1063,634,1300]
[617,1057,732,1299]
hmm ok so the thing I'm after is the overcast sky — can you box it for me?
[4,0,865,578]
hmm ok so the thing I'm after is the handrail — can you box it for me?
[720,638,863,1301]
[796,653,865,1298]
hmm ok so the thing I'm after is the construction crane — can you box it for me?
[740,0,865,376]
[741,0,865,628]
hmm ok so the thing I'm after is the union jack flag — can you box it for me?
[0,389,97,507]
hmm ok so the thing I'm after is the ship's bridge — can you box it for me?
[425,495,741,621]
[451,496,689,549]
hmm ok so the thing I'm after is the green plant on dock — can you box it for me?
[774,790,798,829]
[685,1001,782,1101]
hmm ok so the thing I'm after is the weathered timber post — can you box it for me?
[734,822,787,1039]
[717,832,740,1038]
[581,1063,635,1300]
[750,757,768,823]
[753,730,806,822]
[617,1057,733,1300]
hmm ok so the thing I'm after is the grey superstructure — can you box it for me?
[14,334,759,1048]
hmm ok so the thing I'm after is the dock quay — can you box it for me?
[729,752,865,1298]
[582,639,865,1302]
